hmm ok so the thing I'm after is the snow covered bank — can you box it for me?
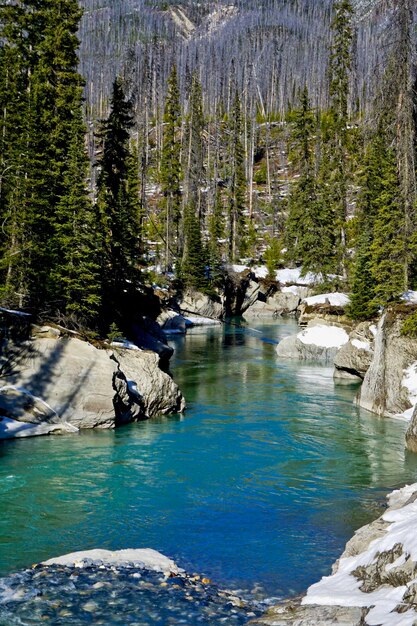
[303,292,350,307]
[256,484,417,625]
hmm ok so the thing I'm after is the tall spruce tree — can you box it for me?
[285,88,335,277]
[96,78,141,321]
[228,90,246,261]
[160,65,182,270]
[325,0,353,277]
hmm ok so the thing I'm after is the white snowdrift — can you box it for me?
[303,292,350,307]
[297,325,349,349]
[396,361,417,421]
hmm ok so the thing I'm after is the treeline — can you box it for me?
[0,0,142,332]
[0,0,416,333]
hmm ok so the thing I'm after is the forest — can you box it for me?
[0,0,416,335]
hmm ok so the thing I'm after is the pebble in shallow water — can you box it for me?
[0,563,263,625]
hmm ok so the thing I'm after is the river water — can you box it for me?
[1,319,417,611]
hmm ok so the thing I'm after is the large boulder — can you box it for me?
[243,291,300,319]
[276,322,349,363]
[113,348,185,417]
[178,289,223,320]
[0,335,185,438]
[334,322,376,382]
[224,269,259,316]
[157,309,187,335]
[357,312,417,418]
[131,316,174,363]
[0,337,142,431]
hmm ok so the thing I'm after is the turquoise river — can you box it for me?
[1,319,417,603]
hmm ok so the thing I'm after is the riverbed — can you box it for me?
[1,319,416,618]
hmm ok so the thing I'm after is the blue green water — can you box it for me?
[1,319,417,600]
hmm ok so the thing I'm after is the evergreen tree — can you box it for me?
[160,65,182,270]
[96,78,141,319]
[325,0,353,277]
[184,73,205,217]
[285,87,335,277]
[228,90,246,261]
[181,205,209,292]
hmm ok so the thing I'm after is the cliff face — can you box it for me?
[356,314,417,419]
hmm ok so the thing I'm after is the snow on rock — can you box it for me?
[276,268,318,285]
[184,316,221,327]
[303,292,350,307]
[297,325,349,349]
[302,483,417,626]
[42,548,181,575]
[351,339,371,352]
[396,361,417,421]
[111,340,141,351]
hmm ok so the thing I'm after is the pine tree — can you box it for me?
[184,73,205,217]
[181,205,209,292]
[326,0,354,277]
[96,78,141,320]
[160,65,182,270]
[228,90,246,261]
[285,88,335,277]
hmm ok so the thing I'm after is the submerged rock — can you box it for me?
[0,550,261,626]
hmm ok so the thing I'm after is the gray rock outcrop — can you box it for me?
[178,289,224,320]
[157,310,187,334]
[357,313,417,418]
[276,322,349,363]
[113,348,185,417]
[243,292,300,318]
[132,317,174,363]
[0,334,185,438]
[334,322,375,382]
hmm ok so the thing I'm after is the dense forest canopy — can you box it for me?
[1,0,417,336]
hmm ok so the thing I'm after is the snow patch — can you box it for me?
[303,292,350,307]
[297,325,349,349]
[351,339,371,351]
[396,362,417,421]
[184,316,221,327]
[111,340,141,351]
[0,307,31,317]
[402,291,417,304]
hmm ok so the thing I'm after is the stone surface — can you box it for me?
[157,309,187,334]
[298,304,352,329]
[406,404,417,453]
[276,322,348,363]
[179,289,224,320]
[42,548,180,575]
[0,334,184,437]
[357,313,417,418]
[113,348,185,417]
[224,269,259,316]
[0,337,127,430]
[132,317,174,362]
[334,322,375,381]
[254,484,417,626]
[243,292,300,319]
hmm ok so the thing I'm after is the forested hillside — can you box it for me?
[0,0,416,337]
[79,0,390,118]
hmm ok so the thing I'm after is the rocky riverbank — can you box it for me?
[0,320,185,439]
[0,549,262,625]
[253,483,417,625]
